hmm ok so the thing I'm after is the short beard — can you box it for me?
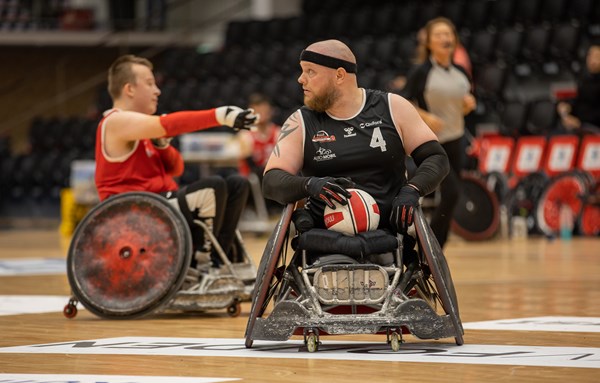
[305,84,339,113]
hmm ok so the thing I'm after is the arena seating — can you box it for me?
[2,0,598,223]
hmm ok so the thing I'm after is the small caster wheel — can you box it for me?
[306,332,319,353]
[389,331,402,352]
[227,302,241,317]
[63,302,78,319]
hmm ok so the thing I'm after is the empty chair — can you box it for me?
[540,0,567,24]
[566,0,595,25]
[495,27,523,64]
[488,0,516,29]
[469,29,497,66]
[499,101,528,137]
[514,0,542,26]
[521,25,551,65]
[547,23,581,66]
[461,0,490,32]
[525,99,558,135]
[371,3,396,36]
[474,62,508,105]
[441,0,465,30]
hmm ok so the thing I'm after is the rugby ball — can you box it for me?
[324,188,380,235]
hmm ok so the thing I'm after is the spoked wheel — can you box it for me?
[451,173,500,241]
[536,173,587,237]
[579,201,600,236]
[67,192,192,319]
[508,172,549,234]
[414,207,464,345]
[245,204,295,348]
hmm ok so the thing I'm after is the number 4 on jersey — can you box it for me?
[369,127,387,152]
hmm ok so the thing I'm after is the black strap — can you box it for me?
[300,50,357,73]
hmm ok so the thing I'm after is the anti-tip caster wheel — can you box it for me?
[227,302,241,317]
[306,331,319,353]
[63,300,78,319]
[389,331,402,352]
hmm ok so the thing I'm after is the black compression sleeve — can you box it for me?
[408,140,450,196]
[263,168,310,204]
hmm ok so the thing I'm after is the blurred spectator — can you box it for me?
[416,26,472,77]
[556,42,600,135]
[239,93,281,180]
[239,93,282,215]
[401,17,476,248]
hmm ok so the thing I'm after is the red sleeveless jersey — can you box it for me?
[95,109,179,201]
[239,123,281,175]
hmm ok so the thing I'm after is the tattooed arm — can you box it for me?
[264,110,304,175]
[262,110,309,204]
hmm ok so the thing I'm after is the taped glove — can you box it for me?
[390,184,420,233]
[215,106,258,131]
[305,177,354,209]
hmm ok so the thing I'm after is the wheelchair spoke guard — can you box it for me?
[67,192,192,319]
[245,203,294,348]
[414,206,464,345]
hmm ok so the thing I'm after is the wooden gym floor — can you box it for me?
[0,228,598,382]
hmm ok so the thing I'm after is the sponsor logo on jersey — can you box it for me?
[314,147,336,162]
[312,130,336,142]
[343,127,356,137]
[359,119,382,129]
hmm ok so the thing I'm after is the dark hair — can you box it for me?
[248,92,272,107]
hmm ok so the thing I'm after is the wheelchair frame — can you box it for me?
[244,204,463,352]
[64,191,256,319]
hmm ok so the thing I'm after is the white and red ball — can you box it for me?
[323,188,380,235]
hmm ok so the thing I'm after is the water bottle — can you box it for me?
[559,204,573,241]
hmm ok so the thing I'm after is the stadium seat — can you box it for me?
[461,0,490,32]
[488,0,516,29]
[524,99,558,135]
[499,101,528,137]
[495,27,523,65]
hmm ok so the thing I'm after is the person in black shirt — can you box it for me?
[261,39,449,245]
[557,42,600,134]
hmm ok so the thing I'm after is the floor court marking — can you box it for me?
[0,337,598,369]
[0,295,80,316]
[0,374,239,382]
[0,258,65,276]
[463,316,600,333]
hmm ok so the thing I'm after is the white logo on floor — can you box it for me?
[0,337,598,369]
[0,295,80,316]
[0,258,65,276]
[0,374,239,382]
[463,316,600,333]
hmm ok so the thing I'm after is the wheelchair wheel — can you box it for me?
[536,173,587,237]
[507,172,549,234]
[245,203,295,348]
[67,192,192,319]
[451,173,500,241]
[414,206,464,345]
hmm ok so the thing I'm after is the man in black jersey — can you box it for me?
[262,39,450,245]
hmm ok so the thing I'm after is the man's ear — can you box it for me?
[123,83,134,98]
[336,68,346,82]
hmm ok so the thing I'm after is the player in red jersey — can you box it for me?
[96,54,257,269]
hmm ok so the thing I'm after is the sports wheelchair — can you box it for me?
[244,203,463,352]
[63,191,256,319]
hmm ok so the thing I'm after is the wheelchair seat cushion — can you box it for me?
[297,228,399,258]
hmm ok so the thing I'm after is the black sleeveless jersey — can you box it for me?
[300,89,407,228]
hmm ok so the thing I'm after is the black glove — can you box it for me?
[305,177,354,209]
[215,106,258,131]
[390,184,421,233]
